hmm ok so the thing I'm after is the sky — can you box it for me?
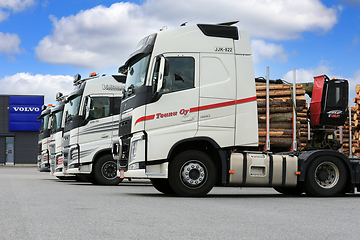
[0,0,360,104]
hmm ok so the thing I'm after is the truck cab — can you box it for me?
[63,73,125,185]
[49,92,68,178]
[114,22,258,189]
[37,104,53,172]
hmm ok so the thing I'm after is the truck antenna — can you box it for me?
[180,17,198,27]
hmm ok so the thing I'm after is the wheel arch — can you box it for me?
[91,148,113,172]
[298,150,354,184]
[167,137,227,185]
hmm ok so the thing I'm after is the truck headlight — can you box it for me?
[129,140,138,163]
[129,162,140,170]
[129,135,145,164]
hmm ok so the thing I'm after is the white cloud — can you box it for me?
[142,0,339,40]
[35,2,164,69]
[0,73,73,104]
[282,64,333,83]
[0,32,22,55]
[283,65,360,102]
[0,0,36,12]
[0,0,36,23]
[0,10,9,22]
[251,39,288,63]
[349,36,359,50]
[35,0,339,70]
[349,69,360,98]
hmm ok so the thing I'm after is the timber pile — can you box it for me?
[348,85,360,155]
[256,82,309,150]
[337,106,356,156]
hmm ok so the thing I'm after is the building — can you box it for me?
[0,95,44,165]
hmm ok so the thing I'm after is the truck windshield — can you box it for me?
[40,115,50,131]
[51,110,63,130]
[67,95,82,119]
[125,54,151,90]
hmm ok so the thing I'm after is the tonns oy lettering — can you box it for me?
[156,111,177,119]
[156,108,190,119]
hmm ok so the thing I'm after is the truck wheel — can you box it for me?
[150,179,175,194]
[303,156,347,197]
[169,150,216,197]
[273,186,304,195]
[93,155,123,185]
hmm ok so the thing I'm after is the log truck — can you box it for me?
[112,21,359,196]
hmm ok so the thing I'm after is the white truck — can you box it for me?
[37,104,53,172]
[112,21,360,197]
[49,92,69,179]
[63,73,126,185]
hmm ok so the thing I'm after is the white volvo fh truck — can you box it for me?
[112,21,360,197]
[49,92,68,179]
[37,104,53,172]
[63,73,126,185]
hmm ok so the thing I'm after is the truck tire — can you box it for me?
[168,150,217,197]
[273,186,304,195]
[150,179,175,194]
[93,154,123,185]
[303,156,347,197]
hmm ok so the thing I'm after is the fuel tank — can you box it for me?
[228,152,298,187]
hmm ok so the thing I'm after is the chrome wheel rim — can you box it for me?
[180,160,207,189]
[314,161,339,189]
[101,161,117,180]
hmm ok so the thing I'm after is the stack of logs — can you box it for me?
[341,85,360,156]
[256,82,309,151]
[337,106,356,156]
[257,82,360,155]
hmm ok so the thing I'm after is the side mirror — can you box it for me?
[85,96,93,120]
[164,58,169,77]
[156,56,169,93]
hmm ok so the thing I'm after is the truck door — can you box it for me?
[145,53,199,163]
[78,95,114,160]
[196,53,237,147]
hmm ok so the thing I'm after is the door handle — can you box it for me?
[182,115,195,122]
[101,134,109,138]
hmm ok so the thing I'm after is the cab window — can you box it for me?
[153,56,195,94]
[162,57,195,94]
[89,97,111,120]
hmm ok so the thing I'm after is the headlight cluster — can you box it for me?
[129,162,140,170]
[129,140,138,163]
[129,135,143,164]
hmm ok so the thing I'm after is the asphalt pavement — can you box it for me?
[1,166,360,240]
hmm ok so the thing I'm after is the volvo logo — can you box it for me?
[13,106,40,112]
[102,84,123,91]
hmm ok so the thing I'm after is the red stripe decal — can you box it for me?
[236,96,257,104]
[190,100,236,112]
[135,114,155,125]
[134,96,256,124]
[191,96,257,113]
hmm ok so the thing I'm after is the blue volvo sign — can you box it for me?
[9,96,44,131]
